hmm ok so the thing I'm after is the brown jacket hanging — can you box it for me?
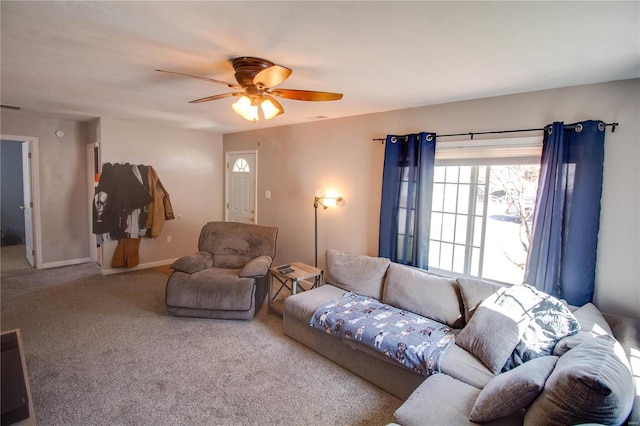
[111,237,142,268]
[145,166,175,238]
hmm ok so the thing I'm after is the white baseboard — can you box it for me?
[101,258,177,275]
[41,257,92,269]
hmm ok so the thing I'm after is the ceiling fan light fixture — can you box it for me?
[159,57,342,123]
[260,98,281,120]
[232,95,258,121]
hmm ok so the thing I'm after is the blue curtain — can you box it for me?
[379,132,436,268]
[524,120,605,305]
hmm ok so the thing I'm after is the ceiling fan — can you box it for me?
[156,57,343,122]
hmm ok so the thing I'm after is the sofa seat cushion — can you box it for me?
[166,268,255,311]
[439,345,495,389]
[383,263,464,329]
[341,337,418,373]
[393,373,524,426]
[284,284,347,323]
[524,334,634,425]
[325,249,390,299]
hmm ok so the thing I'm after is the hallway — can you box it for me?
[1,243,31,272]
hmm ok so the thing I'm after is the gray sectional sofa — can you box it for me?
[283,249,639,425]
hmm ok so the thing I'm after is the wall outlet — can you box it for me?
[265,190,271,199]
[167,235,172,243]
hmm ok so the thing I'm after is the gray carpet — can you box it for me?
[0,259,401,425]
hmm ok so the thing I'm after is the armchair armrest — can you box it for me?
[171,251,213,274]
[240,255,273,278]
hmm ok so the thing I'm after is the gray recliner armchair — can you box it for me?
[165,221,278,320]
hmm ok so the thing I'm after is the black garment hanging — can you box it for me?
[92,163,152,239]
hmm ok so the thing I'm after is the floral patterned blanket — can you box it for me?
[309,292,456,376]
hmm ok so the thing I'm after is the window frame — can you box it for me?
[427,136,542,284]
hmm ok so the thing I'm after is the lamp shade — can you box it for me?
[232,96,259,121]
[260,98,280,120]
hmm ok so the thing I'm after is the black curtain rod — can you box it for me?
[372,122,619,143]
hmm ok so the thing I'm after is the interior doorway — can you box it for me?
[87,143,101,265]
[225,150,257,224]
[1,134,41,268]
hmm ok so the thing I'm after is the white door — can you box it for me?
[21,141,35,267]
[226,151,257,224]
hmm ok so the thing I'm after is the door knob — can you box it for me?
[19,205,25,210]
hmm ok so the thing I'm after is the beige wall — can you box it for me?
[224,79,640,319]
[1,110,90,266]
[99,118,223,273]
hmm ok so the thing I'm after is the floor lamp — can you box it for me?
[314,192,345,267]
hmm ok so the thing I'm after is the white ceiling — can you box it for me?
[1,1,639,135]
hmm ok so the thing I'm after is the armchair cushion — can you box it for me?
[198,222,278,269]
[171,251,213,274]
[240,255,272,278]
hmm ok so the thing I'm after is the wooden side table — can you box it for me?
[268,262,323,315]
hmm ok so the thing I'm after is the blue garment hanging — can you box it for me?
[524,120,605,305]
[379,132,436,268]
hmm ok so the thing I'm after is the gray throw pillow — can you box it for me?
[456,288,521,375]
[469,355,558,422]
[325,249,390,300]
[524,334,634,426]
[171,251,213,274]
[383,263,464,328]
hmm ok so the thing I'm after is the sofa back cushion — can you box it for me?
[554,302,614,356]
[325,249,390,300]
[198,222,277,268]
[383,263,464,329]
[456,277,503,323]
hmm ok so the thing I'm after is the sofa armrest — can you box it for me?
[171,251,213,274]
[603,312,640,425]
[240,255,272,278]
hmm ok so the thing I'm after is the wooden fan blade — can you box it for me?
[189,92,241,104]
[156,69,241,89]
[253,65,292,89]
[270,89,343,101]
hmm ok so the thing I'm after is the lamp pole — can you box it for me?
[314,197,320,267]
[313,195,343,267]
